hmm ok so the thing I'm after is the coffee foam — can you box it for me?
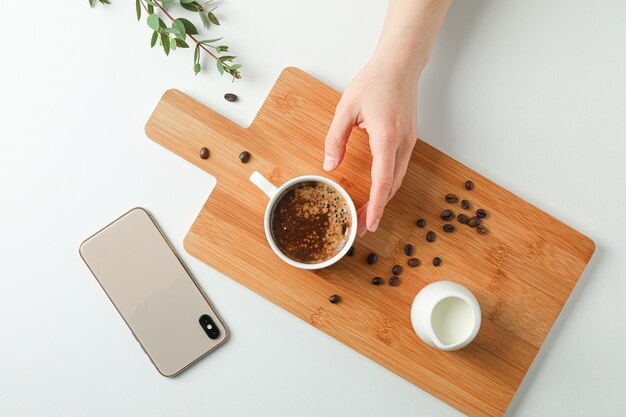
[270,181,351,264]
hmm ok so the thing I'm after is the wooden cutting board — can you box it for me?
[145,67,594,416]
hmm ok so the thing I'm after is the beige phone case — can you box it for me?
[79,207,228,377]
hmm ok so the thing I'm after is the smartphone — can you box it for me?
[79,207,228,377]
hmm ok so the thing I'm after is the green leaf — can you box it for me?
[172,19,186,37]
[216,59,224,75]
[219,55,236,61]
[170,37,177,50]
[229,64,241,70]
[147,13,160,31]
[89,0,96,7]
[175,38,189,48]
[147,3,154,13]
[208,12,220,26]
[177,18,198,35]
[161,32,170,55]
[194,63,201,75]
[180,0,196,4]
[181,1,201,12]
[150,31,158,47]
[193,44,200,64]
[135,0,141,21]
[199,12,210,28]
[198,38,222,44]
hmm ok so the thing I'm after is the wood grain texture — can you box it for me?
[145,67,595,417]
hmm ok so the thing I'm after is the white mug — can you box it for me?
[410,281,481,351]
[249,171,358,270]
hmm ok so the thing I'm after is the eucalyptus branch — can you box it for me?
[89,0,242,80]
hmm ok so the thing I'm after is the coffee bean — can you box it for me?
[461,199,471,210]
[199,147,210,159]
[347,246,355,257]
[476,225,488,235]
[404,243,414,256]
[467,216,481,227]
[329,294,341,304]
[224,93,238,102]
[457,213,469,224]
[445,194,458,203]
[443,224,455,233]
[389,276,400,287]
[239,151,251,163]
[476,208,487,218]
[371,277,383,285]
[367,253,378,265]
[465,180,474,190]
[440,209,453,221]
[392,265,403,275]
[426,231,436,242]
[408,257,421,267]
[433,257,442,266]
[416,218,426,228]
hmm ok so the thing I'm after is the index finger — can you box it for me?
[366,139,397,232]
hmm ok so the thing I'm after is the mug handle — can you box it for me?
[249,171,278,198]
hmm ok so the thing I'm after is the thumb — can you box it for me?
[324,102,356,171]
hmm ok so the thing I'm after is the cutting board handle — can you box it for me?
[145,89,247,179]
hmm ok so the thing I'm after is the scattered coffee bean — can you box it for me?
[367,253,378,265]
[239,151,251,163]
[404,243,414,256]
[347,246,355,257]
[199,147,210,159]
[392,265,403,275]
[445,194,458,203]
[433,257,442,266]
[440,209,454,221]
[465,180,474,190]
[461,199,471,210]
[467,216,481,227]
[457,213,469,224]
[371,277,383,286]
[408,258,421,267]
[476,208,487,218]
[416,218,426,228]
[426,231,436,242]
[224,93,238,102]
[329,294,341,304]
[476,225,488,235]
[443,224,455,233]
[389,276,400,287]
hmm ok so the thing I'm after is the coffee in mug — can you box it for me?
[270,181,351,264]
[249,172,357,270]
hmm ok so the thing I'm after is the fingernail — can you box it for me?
[369,219,380,232]
[323,155,336,171]
[358,227,367,237]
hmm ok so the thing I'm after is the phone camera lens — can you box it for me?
[199,314,220,340]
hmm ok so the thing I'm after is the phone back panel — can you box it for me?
[80,208,227,376]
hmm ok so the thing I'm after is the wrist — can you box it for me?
[369,46,426,85]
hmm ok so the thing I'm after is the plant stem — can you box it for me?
[149,0,219,61]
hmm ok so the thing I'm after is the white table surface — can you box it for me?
[1,1,624,416]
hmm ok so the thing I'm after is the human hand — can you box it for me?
[323,57,420,236]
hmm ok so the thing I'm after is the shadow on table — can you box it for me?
[420,0,487,151]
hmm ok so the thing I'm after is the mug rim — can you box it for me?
[263,175,357,270]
